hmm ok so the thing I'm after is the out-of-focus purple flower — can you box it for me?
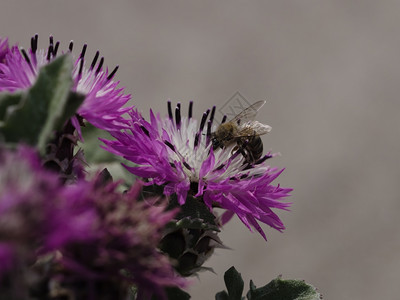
[0,243,14,277]
[0,146,186,298]
[59,178,186,299]
[0,34,132,131]
[0,146,96,276]
[0,146,96,246]
[101,102,292,240]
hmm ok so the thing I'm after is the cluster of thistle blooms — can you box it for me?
[0,35,292,299]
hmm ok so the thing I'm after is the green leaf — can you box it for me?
[215,267,245,299]
[215,291,229,300]
[165,287,191,300]
[0,92,23,121]
[149,287,191,300]
[79,122,118,164]
[224,267,244,300]
[0,54,82,154]
[246,276,321,300]
[54,91,85,131]
[79,123,137,186]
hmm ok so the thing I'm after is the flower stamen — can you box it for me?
[188,101,193,119]
[20,48,36,76]
[95,56,104,75]
[90,50,100,70]
[107,65,119,80]
[175,103,181,128]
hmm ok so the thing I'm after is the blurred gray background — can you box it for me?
[1,1,399,299]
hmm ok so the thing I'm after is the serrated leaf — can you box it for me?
[223,266,244,300]
[169,193,218,228]
[166,216,220,232]
[246,277,321,300]
[0,54,81,154]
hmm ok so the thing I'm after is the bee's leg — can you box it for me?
[232,144,248,161]
[231,145,239,155]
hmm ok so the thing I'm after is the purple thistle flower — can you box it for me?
[0,34,132,131]
[101,102,292,240]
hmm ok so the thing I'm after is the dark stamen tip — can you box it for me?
[164,140,176,152]
[80,44,87,59]
[199,109,210,132]
[140,125,150,137]
[194,133,200,148]
[167,101,173,120]
[215,163,225,171]
[78,58,84,76]
[53,41,60,57]
[183,161,192,170]
[209,106,216,124]
[206,120,212,137]
[175,104,181,127]
[95,57,104,74]
[31,34,38,54]
[188,101,193,119]
[68,41,74,52]
[90,51,100,70]
[221,115,227,124]
[46,44,53,61]
[107,65,119,81]
[21,48,36,76]
[20,48,30,63]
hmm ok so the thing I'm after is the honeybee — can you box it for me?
[211,100,271,164]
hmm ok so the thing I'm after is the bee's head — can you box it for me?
[211,135,220,149]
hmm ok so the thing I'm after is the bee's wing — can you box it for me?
[236,121,272,137]
[230,100,267,125]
